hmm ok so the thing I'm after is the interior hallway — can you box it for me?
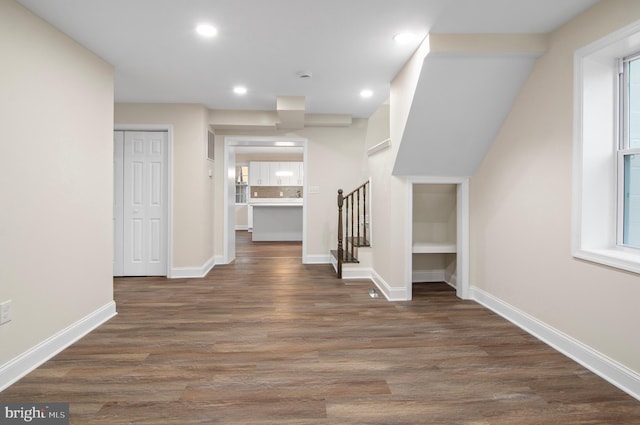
[1,237,639,424]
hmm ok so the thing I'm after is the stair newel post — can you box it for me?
[350,193,355,260]
[356,188,361,246]
[337,189,344,279]
[345,195,349,262]
[363,182,367,245]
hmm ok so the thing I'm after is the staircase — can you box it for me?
[331,181,370,278]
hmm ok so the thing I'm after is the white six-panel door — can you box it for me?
[114,131,125,276]
[114,130,168,276]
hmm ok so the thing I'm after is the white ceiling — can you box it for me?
[17,0,598,119]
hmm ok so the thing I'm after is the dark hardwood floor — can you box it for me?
[2,231,639,424]
[235,230,302,258]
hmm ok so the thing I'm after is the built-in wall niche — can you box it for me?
[412,183,458,287]
[412,253,457,285]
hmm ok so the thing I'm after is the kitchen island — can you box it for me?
[251,202,303,241]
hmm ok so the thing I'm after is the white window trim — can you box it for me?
[617,148,640,248]
[573,19,640,274]
[235,163,249,205]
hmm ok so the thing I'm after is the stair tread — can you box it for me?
[330,250,360,264]
[346,236,370,247]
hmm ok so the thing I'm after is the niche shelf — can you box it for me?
[412,241,456,254]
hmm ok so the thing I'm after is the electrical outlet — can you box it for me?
[0,300,12,325]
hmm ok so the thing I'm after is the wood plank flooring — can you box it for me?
[2,231,639,424]
[235,230,302,258]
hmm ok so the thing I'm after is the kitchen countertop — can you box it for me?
[249,198,303,205]
[251,203,303,207]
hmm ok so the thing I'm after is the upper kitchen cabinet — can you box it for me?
[249,161,271,186]
[274,162,293,185]
[292,162,303,186]
[273,162,304,185]
[250,161,303,186]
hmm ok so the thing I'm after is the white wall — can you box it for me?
[114,103,214,270]
[367,37,431,300]
[470,0,640,375]
[364,102,390,151]
[0,0,114,380]
[235,205,248,229]
[412,184,456,244]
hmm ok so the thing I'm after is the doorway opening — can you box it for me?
[223,137,307,264]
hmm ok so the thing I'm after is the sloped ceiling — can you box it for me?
[392,51,539,176]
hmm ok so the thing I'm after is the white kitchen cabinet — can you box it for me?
[249,161,271,186]
[250,161,303,186]
[249,162,259,186]
[292,162,303,185]
[274,162,294,185]
[277,162,303,185]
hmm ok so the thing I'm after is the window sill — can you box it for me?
[574,248,640,275]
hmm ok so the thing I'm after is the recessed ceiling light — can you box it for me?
[393,32,417,45]
[360,89,373,98]
[233,86,247,95]
[196,24,217,37]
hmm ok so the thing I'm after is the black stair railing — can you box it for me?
[336,181,369,278]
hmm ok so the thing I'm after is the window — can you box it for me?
[619,54,640,248]
[573,19,640,274]
[235,165,249,204]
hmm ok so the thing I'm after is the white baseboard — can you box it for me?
[446,272,457,288]
[371,270,409,301]
[471,287,640,402]
[169,255,216,278]
[328,255,408,301]
[333,264,409,301]
[304,254,331,264]
[341,267,373,279]
[412,269,445,283]
[0,301,117,392]
[413,269,457,290]
[235,225,249,231]
[333,262,375,280]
